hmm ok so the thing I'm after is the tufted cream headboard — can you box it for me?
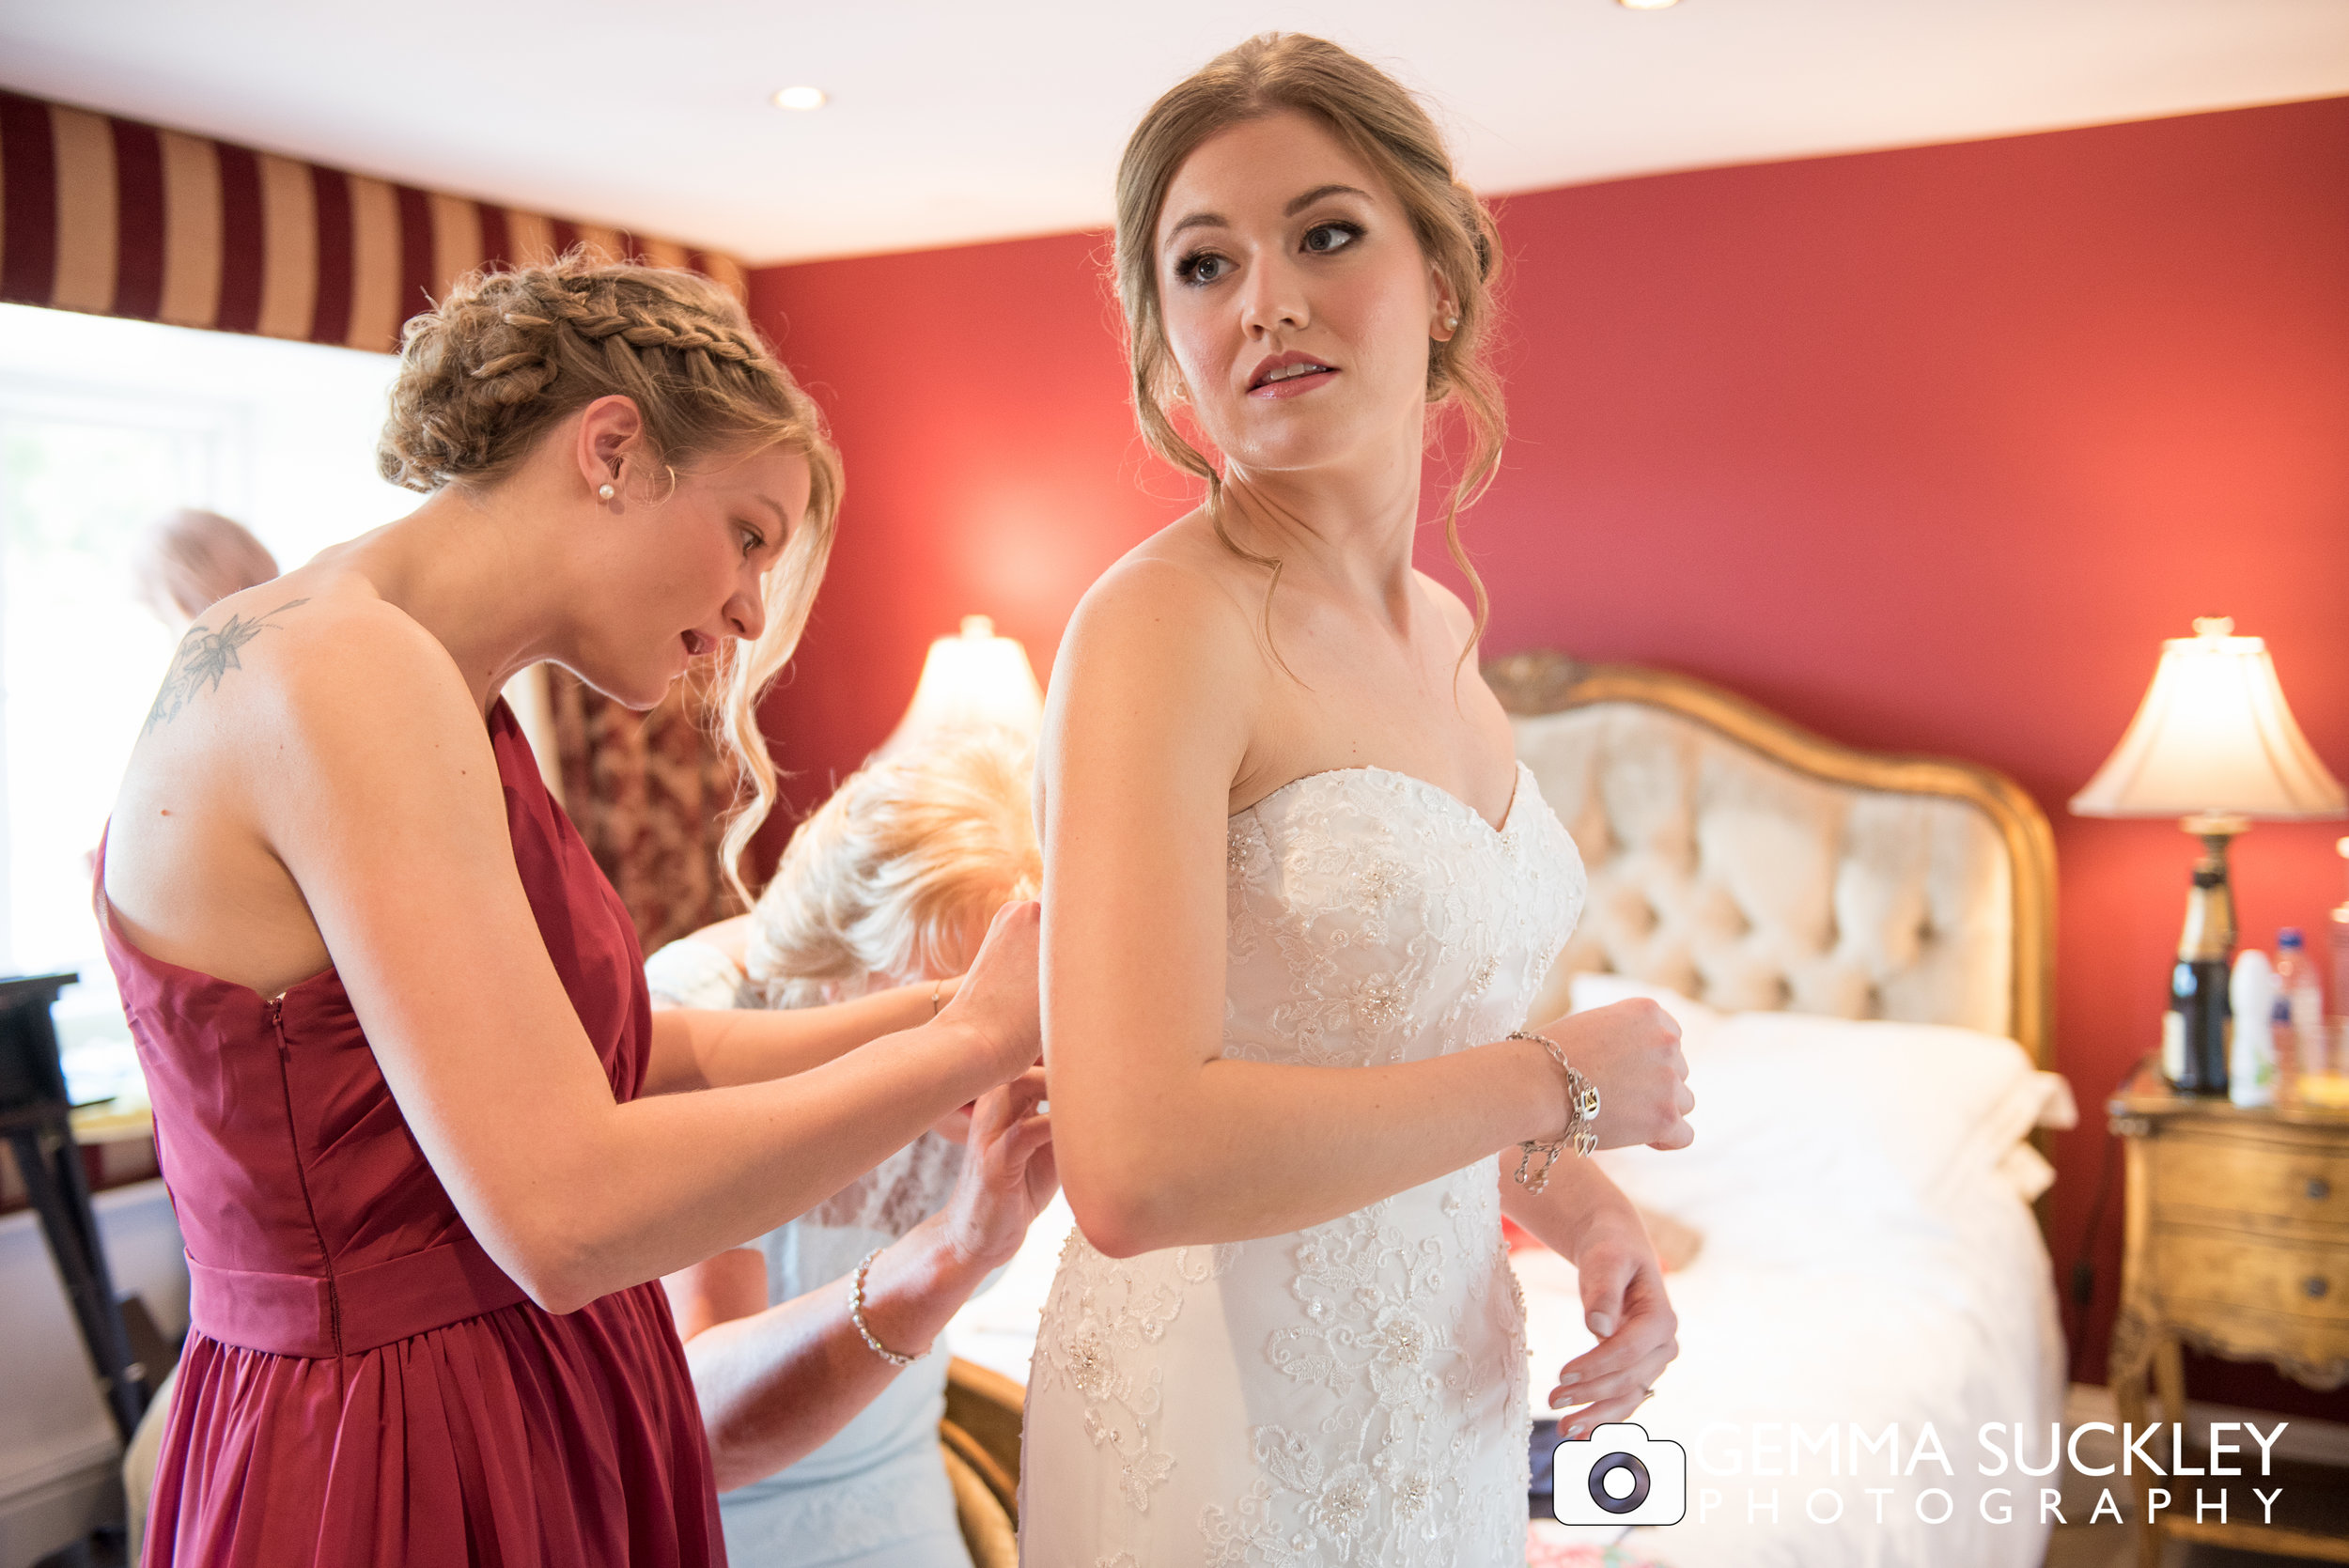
[1492,653,2056,1073]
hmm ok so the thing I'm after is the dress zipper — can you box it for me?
[265,990,342,1358]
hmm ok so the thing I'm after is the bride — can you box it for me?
[1020,34,1698,1567]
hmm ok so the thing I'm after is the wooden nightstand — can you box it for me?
[2107,1058,2349,1567]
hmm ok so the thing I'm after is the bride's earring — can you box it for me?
[598,480,617,503]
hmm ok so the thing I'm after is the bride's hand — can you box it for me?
[1537,1000,1694,1151]
[939,1066,1057,1272]
[1544,1206,1679,1439]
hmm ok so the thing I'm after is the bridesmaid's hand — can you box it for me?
[1539,1001,1694,1151]
[1543,1206,1679,1438]
[934,901,1041,1084]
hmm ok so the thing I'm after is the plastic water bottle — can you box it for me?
[2330,837,2349,1075]
[2229,950,2277,1108]
[2276,928,2325,1079]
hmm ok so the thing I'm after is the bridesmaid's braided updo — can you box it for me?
[380,253,845,900]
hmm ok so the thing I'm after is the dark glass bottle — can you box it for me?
[2164,862,2232,1096]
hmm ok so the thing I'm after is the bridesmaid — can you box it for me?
[96,256,1040,1567]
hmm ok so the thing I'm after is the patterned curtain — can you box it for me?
[549,669,747,955]
[0,89,746,351]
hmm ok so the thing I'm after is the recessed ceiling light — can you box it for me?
[771,85,829,111]
[1617,0,1680,8]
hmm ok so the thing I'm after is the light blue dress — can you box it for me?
[646,939,973,1568]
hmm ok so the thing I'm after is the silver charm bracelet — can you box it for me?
[850,1247,922,1367]
[1507,1029,1600,1194]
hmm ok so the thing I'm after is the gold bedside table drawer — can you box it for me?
[2155,1296,2349,1379]
[2151,1135,2349,1232]
[2154,1228,2349,1322]
[2109,1063,2349,1568]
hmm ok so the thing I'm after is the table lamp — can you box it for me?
[879,615,1044,757]
[2072,617,2347,1094]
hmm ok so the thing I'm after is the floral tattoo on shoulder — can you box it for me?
[144,598,309,733]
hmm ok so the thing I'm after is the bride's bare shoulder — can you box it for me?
[1044,520,1266,797]
[1062,517,1267,666]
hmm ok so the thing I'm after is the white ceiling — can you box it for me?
[3,0,2343,266]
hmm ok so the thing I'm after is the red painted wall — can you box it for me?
[746,233,1168,827]
[750,96,2349,1417]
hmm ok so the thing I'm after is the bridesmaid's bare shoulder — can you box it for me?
[105,558,504,992]
[132,561,481,767]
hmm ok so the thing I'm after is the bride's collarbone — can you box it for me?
[1218,615,1520,822]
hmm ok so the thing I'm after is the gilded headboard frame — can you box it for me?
[1485,651,2058,1076]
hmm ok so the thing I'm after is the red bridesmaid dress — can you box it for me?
[99,701,725,1566]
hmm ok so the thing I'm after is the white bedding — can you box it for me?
[1533,975,2072,1567]
[1523,1153,2066,1567]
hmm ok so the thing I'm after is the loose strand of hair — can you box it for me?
[717,457,841,906]
[1440,373,1505,687]
[1204,478,1303,689]
[1141,367,1305,687]
[1441,489,1489,691]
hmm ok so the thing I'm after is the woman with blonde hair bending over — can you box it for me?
[97,256,1039,1567]
[646,726,1054,1567]
[1022,36,1695,1565]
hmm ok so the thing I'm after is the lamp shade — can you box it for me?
[2071,618,2347,821]
[879,614,1044,756]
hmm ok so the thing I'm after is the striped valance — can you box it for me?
[0,90,748,354]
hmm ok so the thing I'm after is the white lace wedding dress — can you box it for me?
[1020,763,1587,1567]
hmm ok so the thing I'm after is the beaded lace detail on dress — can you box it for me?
[1021,764,1586,1568]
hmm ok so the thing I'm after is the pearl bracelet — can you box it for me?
[849,1247,923,1367]
[1508,1028,1600,1193]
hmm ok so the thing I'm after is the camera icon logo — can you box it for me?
[1550,1422,1688,1527]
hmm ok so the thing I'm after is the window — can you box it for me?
[0,303,409,1080]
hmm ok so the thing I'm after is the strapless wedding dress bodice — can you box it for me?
[1020,763,1587,1567]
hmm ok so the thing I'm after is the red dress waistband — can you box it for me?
[187,1234,531,1358]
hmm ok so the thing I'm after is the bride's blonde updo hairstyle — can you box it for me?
[1113,33,1507,646]
[378,253,844,898]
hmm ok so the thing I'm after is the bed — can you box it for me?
[947,652,2076,1568]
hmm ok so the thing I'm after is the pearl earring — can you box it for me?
[598,482,616,502]
[1444,314,1460,332]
